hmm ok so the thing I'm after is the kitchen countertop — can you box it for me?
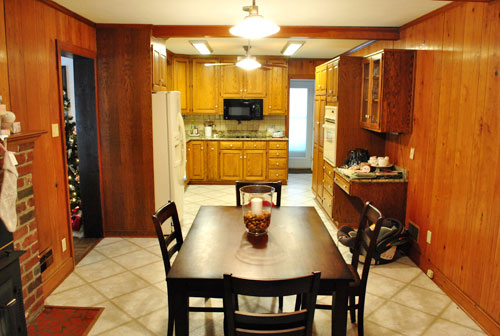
[334,166,408,183]
[187,137,288,142]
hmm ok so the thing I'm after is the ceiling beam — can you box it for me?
[152,25,400,40]
[434,0,492,2]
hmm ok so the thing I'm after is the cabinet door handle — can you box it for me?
[276,163,279,166]
[365,114,369,119]
[254,144,256,148]
[316,121,320,125]
[201,147,203,150]
[269,106,272,108]
[240,89,243,92]
[244,156,247,159]
[276,173,279,177]
[215,105,218,108]
[240,156,243,159]
[277,144,280,148]
[276,153,280,156]
[211,148,214,150]
[230,144,233,148]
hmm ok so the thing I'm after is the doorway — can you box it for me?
[58,42,103,263]
[288,79,315,170]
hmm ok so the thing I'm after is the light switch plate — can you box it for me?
[426,230,432,244]
[62,237,67,252]
[410,147,415,160]
[52,123,59,137]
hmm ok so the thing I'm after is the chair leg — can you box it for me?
[278,296,284,312]
[294,294,302,311]
[167,307,174,336]
[349,295,356,323]
[357,296,366,336]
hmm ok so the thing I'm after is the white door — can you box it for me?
[288,80,314,169]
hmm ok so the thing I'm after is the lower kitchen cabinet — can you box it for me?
[206,141,219,181]
[189,141,206,180]
[220,149,243,181]
[244,150,267,180]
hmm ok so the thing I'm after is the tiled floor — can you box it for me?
[46,174,485,335]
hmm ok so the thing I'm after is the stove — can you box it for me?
[233,135,253,138]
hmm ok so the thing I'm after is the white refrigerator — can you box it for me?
[152,91,186,224]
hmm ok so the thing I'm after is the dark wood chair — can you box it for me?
[298,201,383,336]
[223,272,321,336]
[235,181,282,207]
[152,201,224,336]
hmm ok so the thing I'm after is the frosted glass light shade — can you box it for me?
[236,56,261,70]
[230,15,280,39]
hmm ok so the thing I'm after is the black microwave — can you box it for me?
[223,99,263,121]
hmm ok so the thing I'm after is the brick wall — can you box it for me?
[2,138,43,323]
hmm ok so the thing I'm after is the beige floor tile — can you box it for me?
[45,284,106,307]
[112,249,161,270]
[98,320,155,336]
[153,281,167,293]
[91,271,149,299]
[363,292,387,316]
[391,284,450,316]
[188,312,225,336]
[95,240,141,258]
[77,249,107,267]
[370,261,423,283]
[441,302,484,331]
[411,272,445,294]
[368,301,435,336]
[145,245,163,257]
[51,272,86,295]
[88,301,132,336]
[136,308,169,336]
[132,260,167,284]
[76,258,127,282]
[98,237,124,246]
[112,285,168,318]
[126,237,158,248]
[363,321,404,336]
[366,272,406,298]
[422,318,485,336]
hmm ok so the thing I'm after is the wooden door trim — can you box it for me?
[152,25,399,40]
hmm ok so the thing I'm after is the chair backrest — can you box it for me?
[223,272,321,336]
[152,201,184,276]
[351,202,384,290]
[235,181,282,207]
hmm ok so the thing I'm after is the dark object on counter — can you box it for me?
[337,217,409,265]
[345,148,370,167]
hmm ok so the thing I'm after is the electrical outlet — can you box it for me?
[409,147,415,160]
[427,269,434,279]
[426,230,432,244]
[62,237,67,252]
[52,123,59,137]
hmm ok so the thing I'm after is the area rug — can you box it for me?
[28,305,104,336]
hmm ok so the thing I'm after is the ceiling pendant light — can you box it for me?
[230,0,280,39]
[236,45,261,70]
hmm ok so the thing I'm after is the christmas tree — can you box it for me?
[64,92,81,213]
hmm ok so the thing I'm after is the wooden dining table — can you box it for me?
[167,205,354,335]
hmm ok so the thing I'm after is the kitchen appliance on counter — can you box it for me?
[223,99,263,121]
[323,106,338,166]
[152,91,186,223]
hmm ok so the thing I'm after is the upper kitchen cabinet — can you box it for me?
[315,63,327,95]
[326,60,339,104]
[220,59,267,98]
[192,58,221,114]
[360,49,415,133]
[173,56,191,114]
[266,59,288,115]
[152,47,167,91]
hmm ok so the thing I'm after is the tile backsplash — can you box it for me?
[183,115,286,137]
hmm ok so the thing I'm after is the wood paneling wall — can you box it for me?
[288,59,329,79]
[96,26,156,236]
[3,0,96,294]
[351,2,500,333]
[0,0,9,109]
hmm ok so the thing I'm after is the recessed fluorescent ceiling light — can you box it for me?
[190,40,213,55]
[281,41,305,56]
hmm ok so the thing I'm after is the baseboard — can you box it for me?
[418,258,499,335]
[288,168,312,174]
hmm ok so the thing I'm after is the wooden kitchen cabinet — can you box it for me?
[152,48,167,91]
[173,57,191,114]
[220,60,267,98]
[360,49,415,133]
[219,149,243,181]
[326,60,339,104]
[189,141,205,180]
[266,60,288,115]
[312,144,319,195]
[313,95,326,147]
[206,141,219,181]
[243,150,267,180]
[192,58,221,114]
[315,147,324,202]
[267,140,288,181]
[315,64,327,95]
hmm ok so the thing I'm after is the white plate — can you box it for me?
[370,163,393,168]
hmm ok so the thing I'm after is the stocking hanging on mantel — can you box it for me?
[0,144,19,232]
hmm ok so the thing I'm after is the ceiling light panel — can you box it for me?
[189,40,213,54]
[281,41,305,56]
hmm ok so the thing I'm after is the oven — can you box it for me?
[323,106,338,166]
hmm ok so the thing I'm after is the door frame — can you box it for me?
[288,79,315,169]
[55,40,105,252]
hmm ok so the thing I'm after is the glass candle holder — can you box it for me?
[240,185,274,235]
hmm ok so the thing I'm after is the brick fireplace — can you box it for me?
[1,131,44,323]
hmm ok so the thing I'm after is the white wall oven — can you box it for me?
[323,106,338,166]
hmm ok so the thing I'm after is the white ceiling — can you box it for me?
[54,0,450,58]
